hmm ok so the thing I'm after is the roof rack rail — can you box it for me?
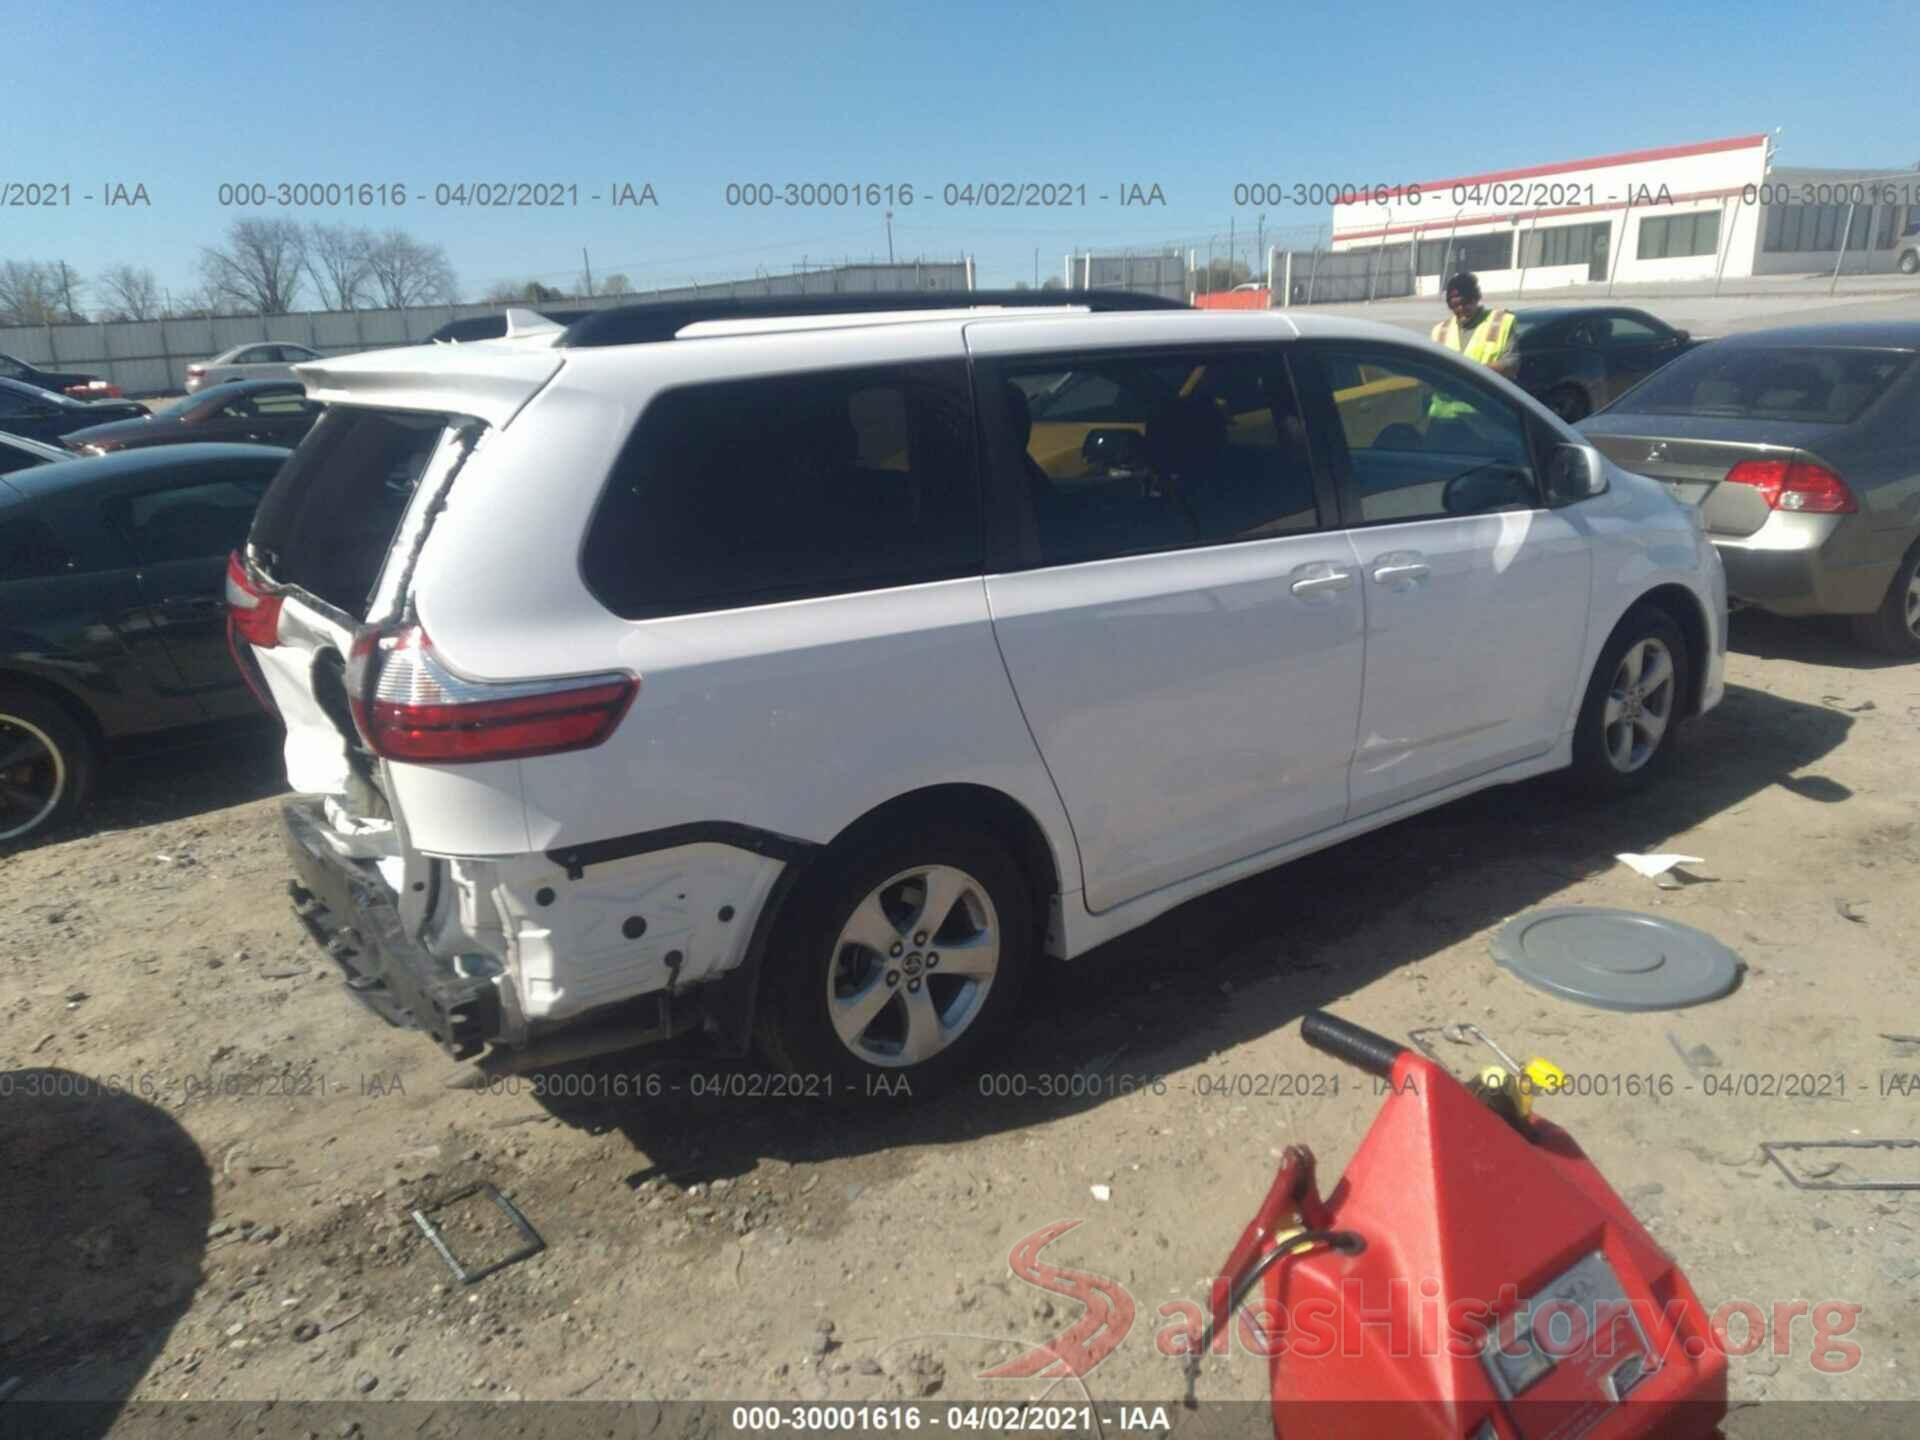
[556,288,1189,348]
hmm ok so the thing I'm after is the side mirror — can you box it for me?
[1675,329,1690,342]
[1546,443,1608,505]
[1082,427,1149,476]
[1444,464,1538,515]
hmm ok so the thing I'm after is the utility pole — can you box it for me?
[582,248,593,296]
[1257,213,1265,278]
[1229,215,1237,282]
[885,212,895,264]
[1034,248,1039,287]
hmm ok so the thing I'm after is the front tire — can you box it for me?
[1900,250,1920,276]
[755,823,1036,1097]
[0,689,97,846]
[1849,543,1920,657]
[1569,605,1691,794]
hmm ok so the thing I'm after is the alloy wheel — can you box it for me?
[1601,638,1676,773]
[825,864,1001,1068]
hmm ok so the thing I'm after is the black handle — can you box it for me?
[1300,1010,1406,1080]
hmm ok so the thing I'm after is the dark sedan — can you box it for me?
[1509,307,1703,422]
[1580,322,1920,655]
[0,376,147,444]
[0,349,120,399]
[62,379,323,455]
[1,443,290,843]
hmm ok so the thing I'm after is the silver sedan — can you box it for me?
[1581,322,1920,655]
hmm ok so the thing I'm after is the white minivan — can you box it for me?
[227,295,1726,1092]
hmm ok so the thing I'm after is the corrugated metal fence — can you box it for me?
[0,262,972,395]
[1273,247,1417,304]
[1076,252,1191,302]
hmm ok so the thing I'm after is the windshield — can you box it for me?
[1612,345,1913,424]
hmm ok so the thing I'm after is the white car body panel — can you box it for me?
[984,534,1366,914]
[1344,509,1591,816]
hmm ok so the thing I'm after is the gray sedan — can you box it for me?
[1579,322,1920,655]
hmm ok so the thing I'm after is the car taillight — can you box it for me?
[1723,459,1857,514]
[346,625,637,764]
[225,551,283,648]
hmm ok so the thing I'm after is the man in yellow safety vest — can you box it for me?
[1427,272,1518,428]
[1430,271,1518,378]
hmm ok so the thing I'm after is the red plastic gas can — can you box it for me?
[1218,1013,1727,1440]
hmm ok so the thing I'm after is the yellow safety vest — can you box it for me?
[1430,309,1514,419]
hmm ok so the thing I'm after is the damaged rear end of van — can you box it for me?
[227,336,706,1072]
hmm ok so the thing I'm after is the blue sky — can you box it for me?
[7,0,1914,306]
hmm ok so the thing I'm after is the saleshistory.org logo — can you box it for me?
[985,1221,1865,1380]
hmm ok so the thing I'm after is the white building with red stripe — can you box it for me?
[1328,135,1919,292]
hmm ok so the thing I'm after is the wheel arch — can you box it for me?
[824,783,1067,933]
[706,782,1070,1057]
[0,666,107,755]
[1624,582,1712,717]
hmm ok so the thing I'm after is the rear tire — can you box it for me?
[1849,544,1920,657]
[1568,605,1691,795]
[755,822,1036,1099]
[0,689,97,846]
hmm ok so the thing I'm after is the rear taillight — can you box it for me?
[1723,459,1857,514]
[187,365,205,376]
[346,625,637,764]
[225,550,283,648]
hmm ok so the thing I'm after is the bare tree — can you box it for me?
[0,260,87,325]
[364,231,458,308]
[200,218,308,314]
[601,273,634,296]
[96,263,162,321]
[305,224,373,310]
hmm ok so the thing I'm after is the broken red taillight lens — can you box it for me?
[347,625,637,764]
[225,550,283,648]
[1723,458,1857,514]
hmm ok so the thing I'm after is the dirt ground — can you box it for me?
[3,609,1917,1432]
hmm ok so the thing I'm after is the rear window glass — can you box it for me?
[582,361,979,618]
[249,406,464,618]
[1616,345,1913,424]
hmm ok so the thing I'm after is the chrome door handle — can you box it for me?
[1290,569,1354,597]
[1371,561,1430,585]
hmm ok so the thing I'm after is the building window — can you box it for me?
[1875,205,1901,249]
[1518,221,1610,269]
[1637,211,1723,261]
[1765,204,1858,253]
[1415,231,1514,276]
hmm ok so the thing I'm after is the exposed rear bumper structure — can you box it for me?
[282,797,501,1060]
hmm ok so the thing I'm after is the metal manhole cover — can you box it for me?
[1490,907,1742,1011]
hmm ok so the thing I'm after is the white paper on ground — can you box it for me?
[1615,852,1706,879]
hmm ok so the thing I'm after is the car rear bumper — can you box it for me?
[1711,514,1900,617]
[282,796,502,1059]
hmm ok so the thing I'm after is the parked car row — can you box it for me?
[3,309,588,403]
